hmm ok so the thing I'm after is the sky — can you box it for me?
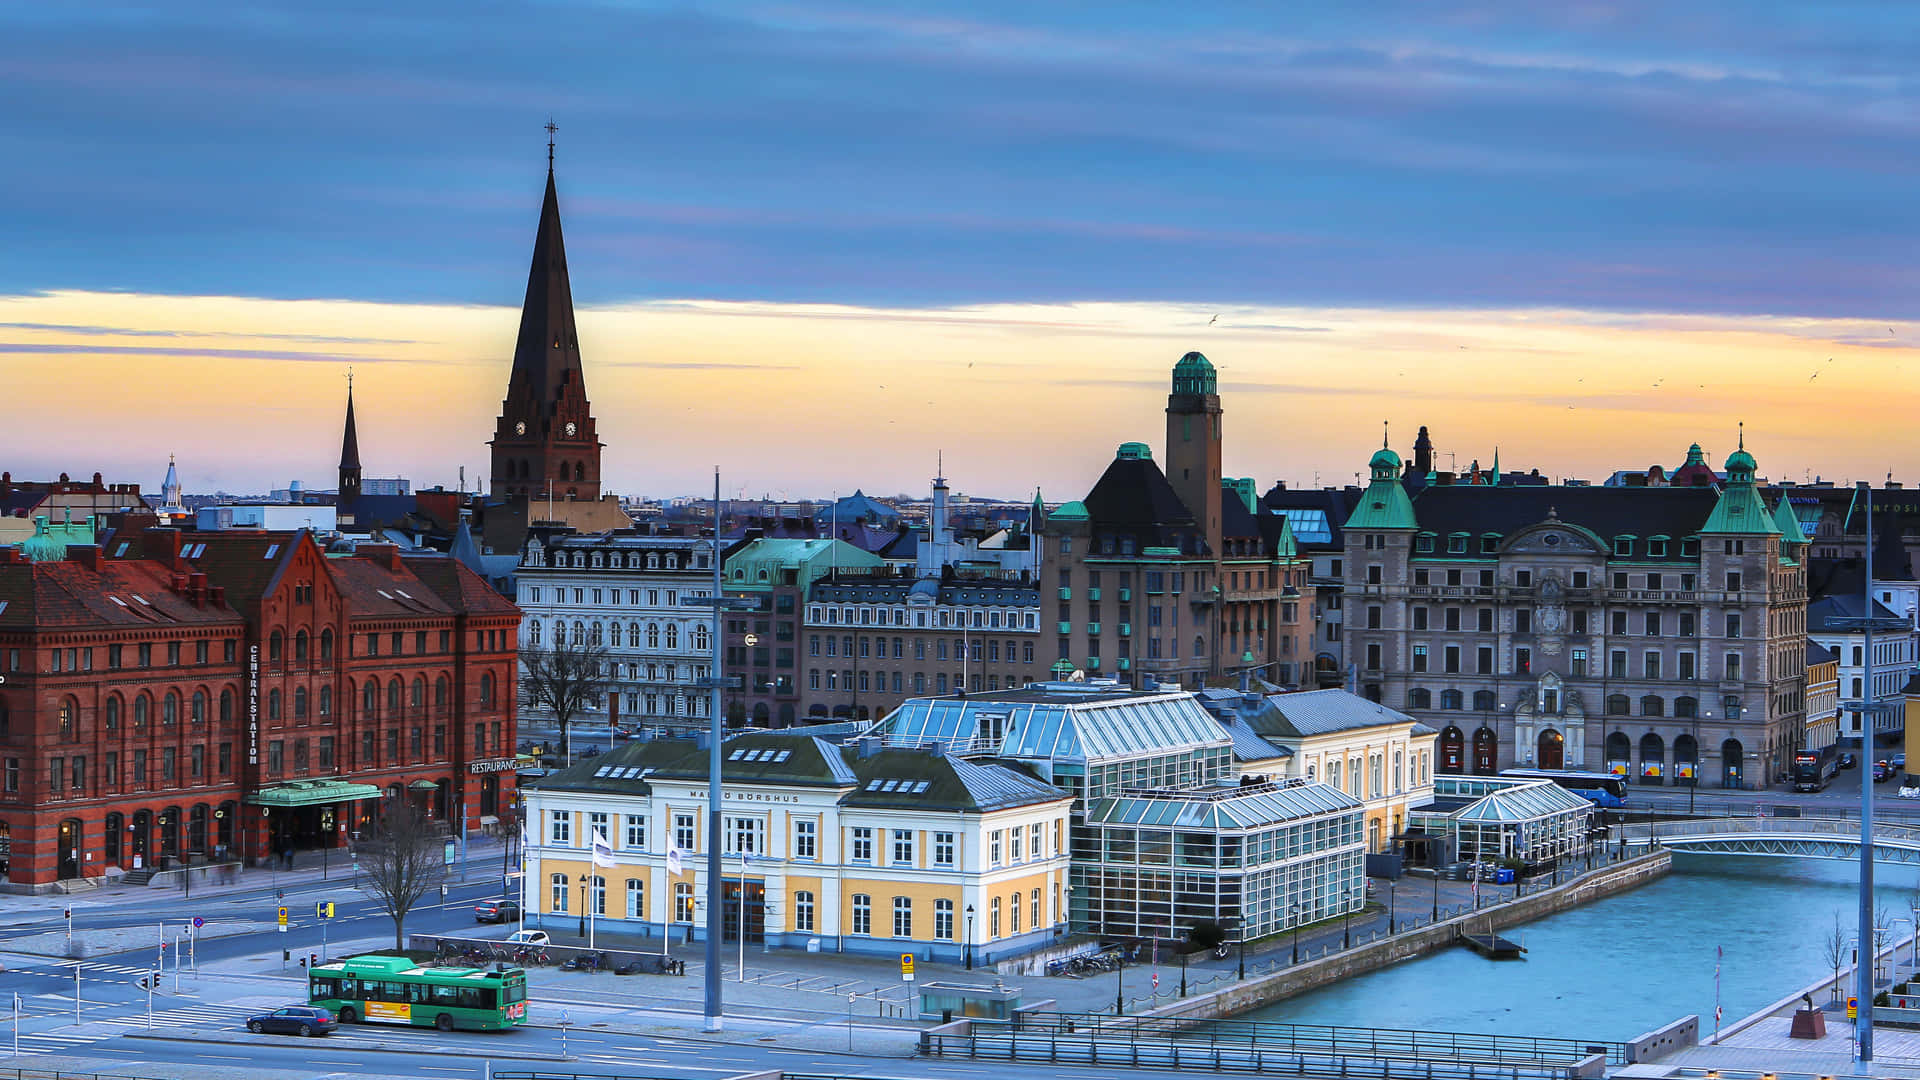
[3,2,1918,500]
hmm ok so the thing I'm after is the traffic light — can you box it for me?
[309,953,319,969]
[63,908,71,921]
[298,955,307,969]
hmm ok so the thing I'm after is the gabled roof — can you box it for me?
[105,528,302,609]
[1454,779,1591,822]
[1806,641,1838,666]
[1251,688,1421,739]
[402,554,521,617]
[843,748,1069,813]
[1406,486,1720,556]
[1807,593,1904,635]
[0,556,244,631]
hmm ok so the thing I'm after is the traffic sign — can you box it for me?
[1848,996,1859,1020]
[276,906,288,926]
[900,953,915,981]
[191,917,204,930]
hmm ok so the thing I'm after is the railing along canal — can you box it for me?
[936,1011,1630,1067]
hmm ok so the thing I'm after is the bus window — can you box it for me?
[504,981,527,1003]
[310,976,339,1000]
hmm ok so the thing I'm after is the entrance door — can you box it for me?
[722,880,766,943]
[104,813,123,868]
[1471,727,1498,775]
[1537,729,1565,770]
[130,810,151,869]
[1722,738,1745,789]
[57,819,80,880]
[1439,726,1465,774]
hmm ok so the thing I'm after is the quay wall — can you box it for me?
[1141,851,1672,1022]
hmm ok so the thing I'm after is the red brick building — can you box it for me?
[0,528,520,892]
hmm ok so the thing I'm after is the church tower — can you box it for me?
[489,133,603,502]
[1165,351,1223,557]
[338,378,362,507]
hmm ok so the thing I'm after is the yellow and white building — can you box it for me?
[1205,688,1435,852]
[522,731,1072,964]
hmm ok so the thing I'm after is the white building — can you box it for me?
[516,529,720,729]
[1808,594,1916,745]
[194,504,339,532]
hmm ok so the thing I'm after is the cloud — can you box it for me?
[0,342,418,364]
[0,321,418,345]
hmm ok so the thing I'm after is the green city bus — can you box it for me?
[308,954,529,1031]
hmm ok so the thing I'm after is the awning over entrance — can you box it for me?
[246,780,383,808]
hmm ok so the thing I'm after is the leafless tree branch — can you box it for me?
[357,800,447,950]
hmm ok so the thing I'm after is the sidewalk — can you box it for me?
[6,836,513,918]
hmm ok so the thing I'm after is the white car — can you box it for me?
[505,929,551,946]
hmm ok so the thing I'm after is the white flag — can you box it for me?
[591,829,615,869]
[666,844,683,876]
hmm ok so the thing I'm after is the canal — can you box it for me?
[1249,854,1920,1040]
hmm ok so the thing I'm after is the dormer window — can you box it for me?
[1415,533,1435,553]
[1480,535,1499,555]
[1447,533,1468,554]
[1648,535,1669,558]
[1612,536,1634,557]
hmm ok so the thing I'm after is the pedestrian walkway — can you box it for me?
[1,1001,260,1058]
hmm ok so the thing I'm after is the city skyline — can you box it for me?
[5,2,1918,495]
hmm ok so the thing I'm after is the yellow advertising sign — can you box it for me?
[365,1001,413,1024]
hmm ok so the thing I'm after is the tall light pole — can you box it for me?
[1342,888,1353,949]
[964,905,975,970]
[1290,903,1301,964]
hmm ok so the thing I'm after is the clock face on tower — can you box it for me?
[564,421,578,437]
[514,420,527,435]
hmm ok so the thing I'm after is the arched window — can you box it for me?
[105,695,122,731]
[192,690,207,725]
[647,624,661,649]
[1408,688,1432,709]
[1472,690,1496,711]
[692,626,709,652]
[163,691,179,726]
[59,698,78,741]
[133,694,150,728]
[294,686,308,719]
[1605,694,1630,716]
[411,677,426,710]
[1640,695,1664,717]
[590,622,604,646]
[387,678,402,713]
[1675,695,1698,718]
[528,620,542,646]
[479,672,495,707]
[269,631,284,663]
[1640,732,1666,784]
[574,462,585,482]
[220,688,234,727]
[1606,731,1632,768]
[572,621,585,645]
[1440,689,1464,710]
[628,623,642,648]
[268,689,282,720]
[294,630,308,662]
[435,675,450,708]
[1438,725,1464,774]
[320,629,334,661]
[1193,636,1205,657]
[665,624,678,650]
[363,681,379,718]
[318,685,332,717]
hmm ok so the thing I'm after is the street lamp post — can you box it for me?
[1114,949,1124,1015]
[1387,878,1396,935]
[1290,903,1302,965]
[577,875,588,939]
[1342,889,1353,950]
[1432,872,1440,921]
[965,906,975,970]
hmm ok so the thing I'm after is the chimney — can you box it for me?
[208,585,226,608]
[68,545,102,571]
[140,528,184,568]
[189,571,208,607]
[854,735,883,759]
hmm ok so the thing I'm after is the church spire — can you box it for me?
[339,375,362,506]
[490,128,602,501]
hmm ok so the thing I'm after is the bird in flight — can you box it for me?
[1209,314,1218,325]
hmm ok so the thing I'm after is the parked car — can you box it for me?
[505,929,551,947]
[1874,760,1897,782]
[1839,752,1859,770]
[474,899,521,924]
[246,1005,336,1037]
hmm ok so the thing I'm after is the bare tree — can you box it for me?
[358,800,447,949]
[1825,912,1849,1002]
[1877,903,1896,984]
[520,632,611,764]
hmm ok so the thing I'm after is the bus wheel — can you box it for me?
[337,1007,357,1024]
[435,1013,454,1032]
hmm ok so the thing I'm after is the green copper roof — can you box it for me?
[1116,441,1153,461]
[1050,500,1089,521]
[1346,447,1417,531]
[1225,477,1257,515]
[1772,496,1807,544]
[1172,351,1217,395]
[724,538,883,589]
[19,514,95,562]
[1271,512,1299,559]
[1698,446,1780,536]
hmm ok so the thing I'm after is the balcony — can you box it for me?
[1057,587,1072,601]
[1088,588,1102,602]
[1086,657,1102,670]
[1057,622,1072,635]
[1087,622,1102,636]
[1118,658,1131,671]
[1118,623,1131,637]
[1118,588,1131,602]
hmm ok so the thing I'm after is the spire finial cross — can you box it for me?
[545,117,558,170]
[1737,419,1744,450]
[1382,420,1390,449]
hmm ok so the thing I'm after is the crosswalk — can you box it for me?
[3,1003,255,1058]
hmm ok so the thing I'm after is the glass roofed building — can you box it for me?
[1073,779,1365,943]
[874,681,1233,804]
[1404,775,1594,871]
[874,681,1365,942]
